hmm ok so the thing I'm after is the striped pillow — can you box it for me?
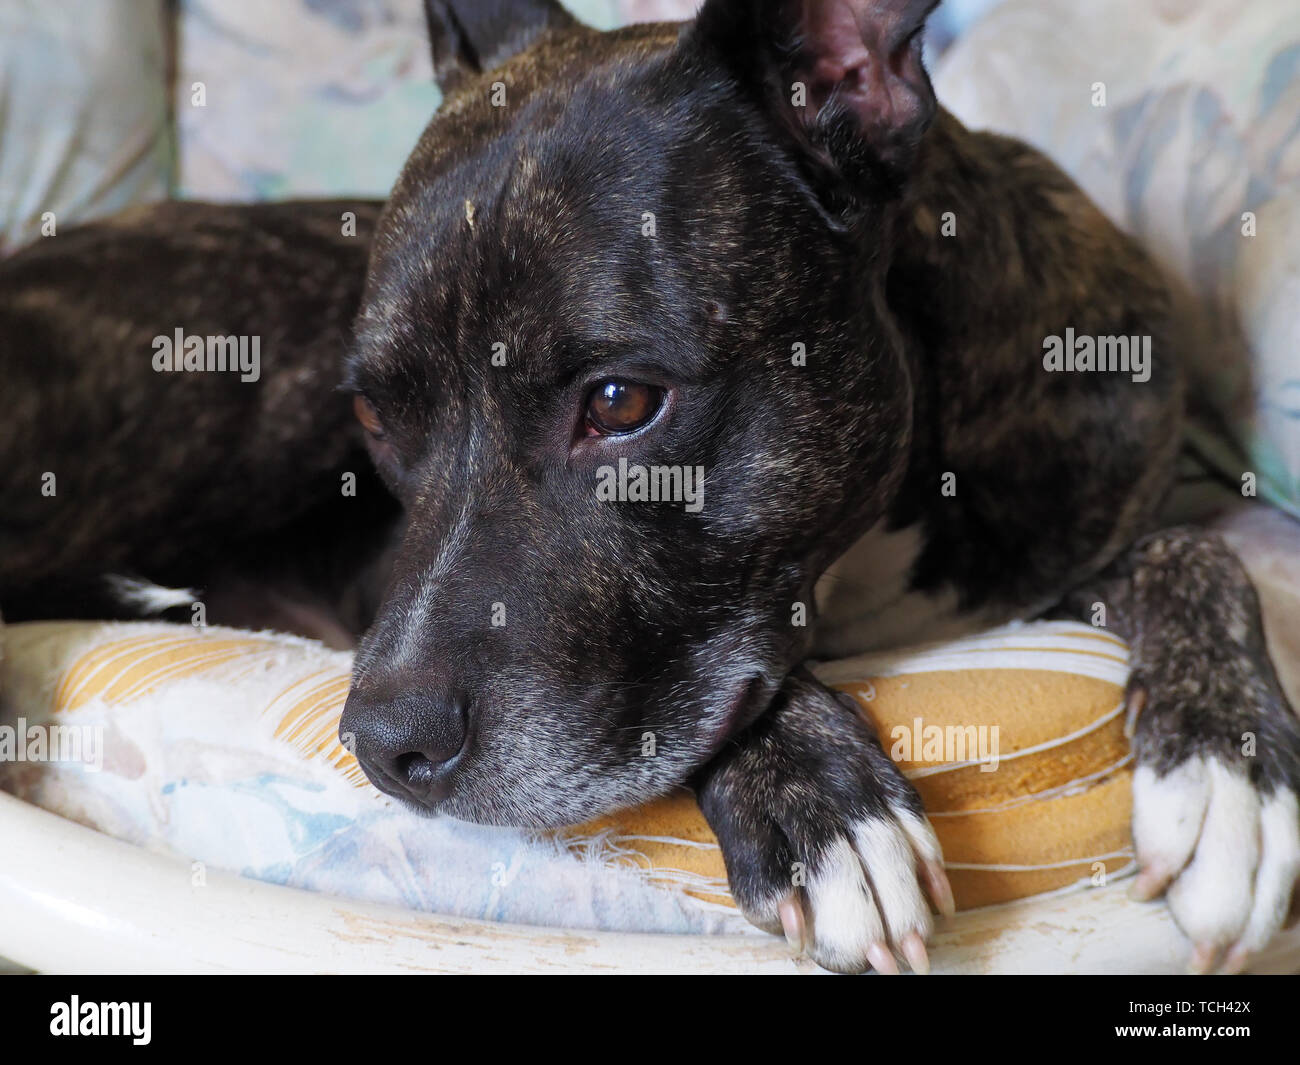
[0,618,1132,928]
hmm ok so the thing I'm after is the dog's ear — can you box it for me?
[689,0,939,200]
[424,0,577,93]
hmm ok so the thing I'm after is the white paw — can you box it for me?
[780,810,951,975]
[1132,757,1300,972]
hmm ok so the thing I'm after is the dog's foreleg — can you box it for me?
[1056,526,1300,972]
[694,669,954,973]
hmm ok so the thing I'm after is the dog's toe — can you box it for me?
[1224,788,1300,972]
[801,835,891,973]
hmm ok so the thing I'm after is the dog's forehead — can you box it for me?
[356,86,764,396]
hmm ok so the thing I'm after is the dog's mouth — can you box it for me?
[347,662,785,828]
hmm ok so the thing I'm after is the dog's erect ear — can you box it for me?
[424,0,577,93]
[690,0,939,199]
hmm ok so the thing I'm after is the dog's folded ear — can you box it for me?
[689,0,939,202]
[424,0,577,94]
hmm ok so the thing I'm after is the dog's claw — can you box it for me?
[1221,944,1251,975]
[1188,941,1222,975]
[900,931,930,974]
[921,859,956,917]
[866,942,899,975]
[1129,864,1172,902]
[778,894,806,954]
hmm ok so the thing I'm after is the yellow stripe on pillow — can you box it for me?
[265,671,366,787]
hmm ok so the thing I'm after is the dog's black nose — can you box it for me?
[340,682,469,805]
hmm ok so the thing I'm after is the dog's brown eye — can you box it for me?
[354,394,385,439]
[585,380,664,436]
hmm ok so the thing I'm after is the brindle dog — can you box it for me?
[1,0,1296,974]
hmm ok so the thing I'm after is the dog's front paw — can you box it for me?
[1127,680,1300,973]
[696,672,953,974]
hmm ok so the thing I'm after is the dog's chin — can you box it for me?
[422,783,653,830]
[360,759,670,829]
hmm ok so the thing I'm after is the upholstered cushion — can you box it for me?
[0,618,1133,929]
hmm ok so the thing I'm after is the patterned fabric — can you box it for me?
[935,0,1300,517]
[0,619,1133,930]
[0,0,170,253]
[176,0,440,201]
[175,0,626,201]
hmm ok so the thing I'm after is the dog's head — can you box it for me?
[340,0,938,826]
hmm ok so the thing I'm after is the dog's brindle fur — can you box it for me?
[0,201,399,639]
[1,0,1296,974]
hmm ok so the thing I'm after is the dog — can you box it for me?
[2,0,1297,975]
[0,200,399,642]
